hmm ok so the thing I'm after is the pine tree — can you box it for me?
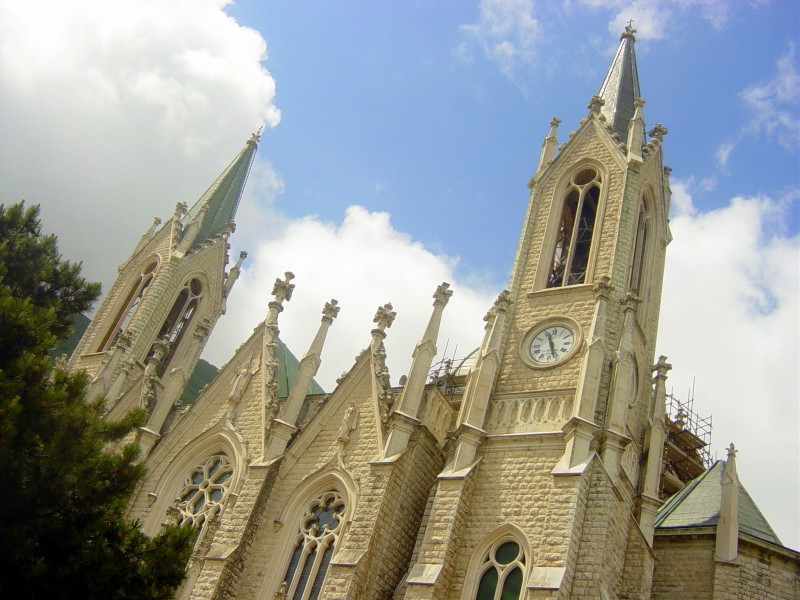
[0,202,194,599]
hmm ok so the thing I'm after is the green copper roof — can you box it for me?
[274,338,326,397]
[597,25,641,142]
[184,134,259,246]
[656,460,782,546]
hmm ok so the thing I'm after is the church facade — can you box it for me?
[69,28,798,600]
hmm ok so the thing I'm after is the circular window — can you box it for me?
[175,453,233,530]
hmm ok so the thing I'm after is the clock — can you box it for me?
[521,319,581,368]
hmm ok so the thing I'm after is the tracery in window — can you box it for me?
[628,197,648,294]
[547,169,601,288]
[474,539,525,600]
[154,277,202,371]
[97,261,157,350]
[174,453,233,533]
[281,491,345,600]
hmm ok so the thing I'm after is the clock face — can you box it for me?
[529,325,575,364]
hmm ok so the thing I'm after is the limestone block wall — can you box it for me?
[619,518,655,599]
[652,534,800,600]
[445,441,585,599]
[650,534,717,600]
[569,461,636,599]
[324,432,444,600]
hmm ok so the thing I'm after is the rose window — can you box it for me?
[175,453,233,530]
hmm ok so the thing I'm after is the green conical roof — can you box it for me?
[184,133,259,246]
[597,25,641,142]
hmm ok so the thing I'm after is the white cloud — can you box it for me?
[0,0,279,290]
[715,141,735,169]
[207,205,497,390]
[741,44,800,150]
[457,0,542,81]
[580,0,734,40]
[659,182,800,550]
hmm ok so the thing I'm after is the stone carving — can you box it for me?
[593,275,613,299]
[588,95,605,114]
[323,299,340,322]
[173,201,188,222]
[648,123,668,140]
[373,302,396,332]
[193,317,213,342]
[146,217,162,237]
[621,441,641,487]
[226,357,256,426]
[337,402,358,444]
[271,272,295,306]
[140,335,171,414]
[483,290,512,325]
[432,282,453,306]
[486,393,574,433]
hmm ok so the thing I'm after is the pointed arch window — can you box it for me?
[628,197,648,294]
[97,261,157,351]
[473,539,525,600]
[173,453,234,537]
[280,491,346,600]
[154,277,203,371]
[547,169,601,288]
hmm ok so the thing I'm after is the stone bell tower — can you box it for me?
[401,26,674,599]
[69,133,259,454]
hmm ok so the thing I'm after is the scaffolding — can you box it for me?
[665,389,713,469]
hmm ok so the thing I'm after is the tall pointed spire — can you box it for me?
[183,130,260,246]
[597,24,641,141]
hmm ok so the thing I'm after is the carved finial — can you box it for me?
[550,116,561,128]
[588,95,605,115]
[726,442,737,461]
[174,202,188,220]
[654,355,672,378]
[593,275,613,299]
[634,98,646,109]
[621,22,637,41]
[621,290,642,311]
[373,303,396,332]
[484,289,512,323]
[664,166,673,176]
[648,123,669,140]
[322,299,340,321]
[433,282,453,306]
[249,127,262,146]
[145,217,162,237]
[271,272,295,304]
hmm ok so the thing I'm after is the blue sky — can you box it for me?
[0,0,797,549]
[226,0,798,286]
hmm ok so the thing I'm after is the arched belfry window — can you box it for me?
[154,277,202,370]
[628,197,649,294]
[547,169,601,288]
[473,538,526,600]
[173,452,234,536]
[98,261,157,351]
[280,490,346,600]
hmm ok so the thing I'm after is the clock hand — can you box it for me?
[546,332,556,359]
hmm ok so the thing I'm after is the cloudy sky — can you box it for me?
[1,1,797,549]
